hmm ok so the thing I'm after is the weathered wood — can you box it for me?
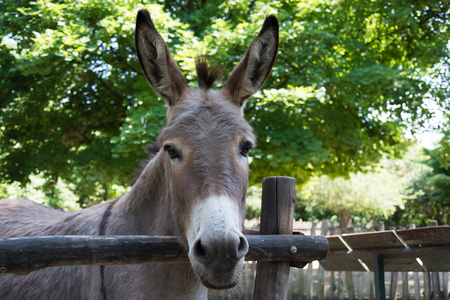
[317,219,328,300]
[357,272,364,300]
[429,220,438,227]
[248,228,313,268]
[253,176,296,300]
[320,235,367,272]
[401,272,409,300]
[432,272,441,300]
[322,227,450,272]
[337,271,345,300]
[307,221,317,300]
[373,254,386,300]
[330,222,337,300]
[389,271,398,300]
[0,234,328,275]
[246,235,328,263]
[346,271,355,300]
[429,220,442,299]
[424,269,432,300]
[369,272,375,300]
[0,236,184,275]
[443,272,449,300]
[322,246,450,272]
[413,271,421,299]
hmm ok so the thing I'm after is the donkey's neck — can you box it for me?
[107,152,175,236]
[100,152,207,299]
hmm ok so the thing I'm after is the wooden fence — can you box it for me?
[3,175,449,300]
[0,176,329,300]
[235,219,450,300]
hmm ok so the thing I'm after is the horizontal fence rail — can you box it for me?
[0,234,328,275]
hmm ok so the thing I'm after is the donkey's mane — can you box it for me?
[196,57,223,90]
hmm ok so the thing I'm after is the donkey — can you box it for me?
[0,9,278,299]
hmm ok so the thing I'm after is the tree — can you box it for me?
[1,1,175,204]
[1,0,449,205]
[300,147,427,233]
[392,127,450,226]
[0,174,80,210]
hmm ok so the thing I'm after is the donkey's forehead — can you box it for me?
[160,89,255,143]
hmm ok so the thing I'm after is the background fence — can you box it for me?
[210,220,450,300]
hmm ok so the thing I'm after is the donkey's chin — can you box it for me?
[190,258,245,290]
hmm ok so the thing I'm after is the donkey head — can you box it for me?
[135,10,278,290]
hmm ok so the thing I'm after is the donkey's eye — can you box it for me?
[239,141,253,157]
[164,145,182,160]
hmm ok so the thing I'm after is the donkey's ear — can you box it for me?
[135,10,187,106]
[222,15,279,107]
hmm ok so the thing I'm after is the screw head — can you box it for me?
[290,246,298,254]
[0,267,7,273]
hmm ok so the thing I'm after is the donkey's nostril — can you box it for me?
[237,236,249,259]
[193,239,208,262]
[192,234,248,263]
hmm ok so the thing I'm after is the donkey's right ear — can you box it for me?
[135,10,187,106]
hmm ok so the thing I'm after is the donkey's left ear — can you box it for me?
[222,15,279,107]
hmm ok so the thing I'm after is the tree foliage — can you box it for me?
[299,147,426,232]
[1,0,449,204]
[392,130,450,226]
[0,174,80,211]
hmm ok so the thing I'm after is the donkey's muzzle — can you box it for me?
[187,195,248,289]
[192,232,248,263]
[191,232,249,289]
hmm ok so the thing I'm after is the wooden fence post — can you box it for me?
[413,271,421,299]
[401,272,409,300]
[307,221,317,300]
[317,219,329,300]
[253,176,296,300]
[374,254,386,300]
[443,272,449,300]
[429,220,441,300]
[389,271,398,300]
[424,265,431,300]
[330,222,337,300]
